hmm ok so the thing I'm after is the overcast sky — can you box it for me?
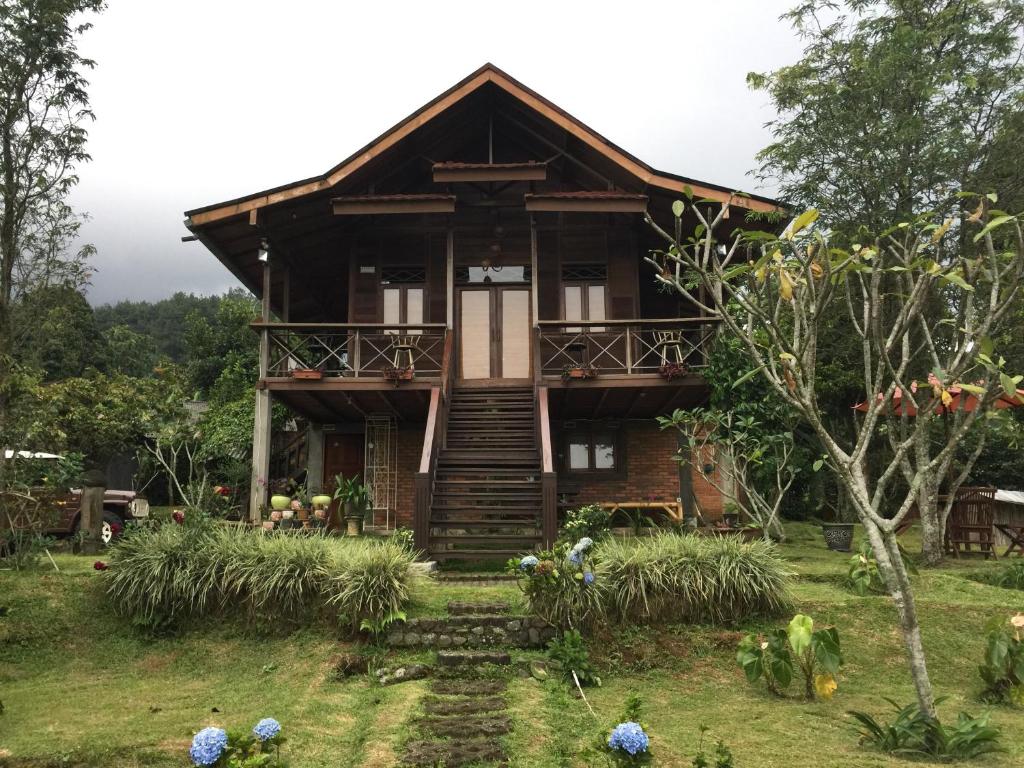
[72,0,799,305]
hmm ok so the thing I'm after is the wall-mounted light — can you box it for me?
[257,238,269,263]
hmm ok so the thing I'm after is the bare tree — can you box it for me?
[645,192,1023,718]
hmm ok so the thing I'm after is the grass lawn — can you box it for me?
[2,522,1023,767]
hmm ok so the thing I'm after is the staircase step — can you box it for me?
[402,738,506,767]
[436,650,512,667]
[413,713,512,738]
[431,549,532,560]
[429,535,542,545]
[429,519,540,528]
[447,601,511,616]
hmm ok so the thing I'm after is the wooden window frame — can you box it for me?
[560,421,624,476]
[380,283,426,325]
[560,280,607,323]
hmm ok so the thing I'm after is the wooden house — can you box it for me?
[184,64,782,558]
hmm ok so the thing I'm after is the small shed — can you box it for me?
[994,490,1024,550]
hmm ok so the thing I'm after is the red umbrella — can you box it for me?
[854,385,1024,415]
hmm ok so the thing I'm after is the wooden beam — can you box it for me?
[332,195,456,215]
[433,162,547,183]
[525,194,648,213]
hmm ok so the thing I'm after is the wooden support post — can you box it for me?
[538,386,558,547]
[281,265,290,322]
[529,216,539,328]
[445,228,454,330]
[306,423,325,493]
[249,245,273,523]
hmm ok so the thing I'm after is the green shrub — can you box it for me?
[849,699,1002,759]
[736,613,842,699]
[598,534,791,625]
[562,504,612,543]
[547,628,601,686]
[979,614,1024,705]
[509,541,605,629]
[980,559,1024,591]
[846,540,917,596]
[104,526,415,632]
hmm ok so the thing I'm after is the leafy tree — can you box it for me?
[183,289,259,399]
[12,283,106,379]
[646,194,1024,720]
[749,0,1024,234]
[102,323,158,378]
[10,371,174,468]
[0,0,105,466]
[94,291,223,363]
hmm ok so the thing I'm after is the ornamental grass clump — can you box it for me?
[599,533,791,625]
[325,537,414,630]
[104,525,414,632]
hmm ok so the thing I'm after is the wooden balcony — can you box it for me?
[252,322,450,421]
[535,318,718,418]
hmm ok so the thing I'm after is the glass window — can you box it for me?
[568,434,590,470]
[564,424,619,472]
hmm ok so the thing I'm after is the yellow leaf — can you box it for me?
[810,262,823,279]
[815,673,838,699]
[779,268,794,301]
[755,264,767,283]
[771,249,783,264]
[931,218,953,244]
[941,389,953,407]
[967,200,985,223]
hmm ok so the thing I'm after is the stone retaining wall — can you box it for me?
[386,615,556,649]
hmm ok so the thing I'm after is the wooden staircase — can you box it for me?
[428,386,542,559]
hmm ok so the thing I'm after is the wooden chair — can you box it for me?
[944,486,997,559]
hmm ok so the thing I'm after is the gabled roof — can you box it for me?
[185,63,780,226]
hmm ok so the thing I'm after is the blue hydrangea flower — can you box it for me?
[519,555,539,570]
[583,571,595,585]
[567,549,583,566]
[576,537,594,551]
[190,726,228,766]
[253,717,281,741]
[608,721,649,755]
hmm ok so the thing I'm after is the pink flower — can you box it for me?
[172,510,185,525]
[93,561,108,571]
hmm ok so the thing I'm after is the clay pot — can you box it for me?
[270,495,291,511]
[270,509,283,522]
[311,494,332,509]
[281,509,294,520]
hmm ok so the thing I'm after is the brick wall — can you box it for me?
[394,424,424,529]
[561,421,724,522]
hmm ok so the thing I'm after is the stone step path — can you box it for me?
[399,600,537,767]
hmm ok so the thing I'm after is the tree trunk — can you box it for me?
[917,486,945,566]
[864,521,937,717]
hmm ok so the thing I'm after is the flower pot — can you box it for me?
[313,508,326,521]
[345,516,362,537]
[722,512,740,528]
[291,368,323,380]
[311,494,332,509]
[281,509,294,520]
[270,495,291,511]
[297,508,309,522]
[270,509,283,523]
[822,522,855,552]
[262,520,276,532]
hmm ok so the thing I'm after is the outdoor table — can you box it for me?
[995,523,1024,557]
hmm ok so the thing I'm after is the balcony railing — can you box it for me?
[253,323,448,379]
[536,318,719,378]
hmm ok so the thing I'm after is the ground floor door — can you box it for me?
[457,286,532,380]
[322,432,364,530]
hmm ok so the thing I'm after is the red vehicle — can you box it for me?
[46,488,150,544]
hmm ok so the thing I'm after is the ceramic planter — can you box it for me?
[269,509,283,523]
[291,369,323,380]
[281,509,294,520]
[270,495,291,511]
[297,508,309,522]
[822,522,855,552]
[311,494,332,509]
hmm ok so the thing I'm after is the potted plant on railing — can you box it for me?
[561,363,597,381]
[658,361,687,380]
[333,474,370,537]
[384,365,415,383]
[290,365,324,380]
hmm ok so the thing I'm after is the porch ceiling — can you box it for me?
[264,380,434,423]
[544,375,709,419]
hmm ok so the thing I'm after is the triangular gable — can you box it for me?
[186,63,780,227]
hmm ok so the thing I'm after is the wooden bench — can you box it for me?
[599,501,684,524]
